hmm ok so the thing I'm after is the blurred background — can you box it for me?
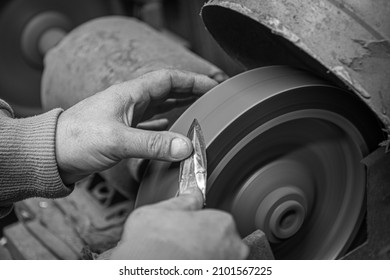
[0,0,242,117]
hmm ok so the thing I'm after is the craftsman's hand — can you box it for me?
[110,186,249,259]
[56,69,217,185]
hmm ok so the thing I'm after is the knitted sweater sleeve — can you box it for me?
[0,99,73,217]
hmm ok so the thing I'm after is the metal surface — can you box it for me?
[179,119,207,202]
[136,66,383,259]
[201,0,390,127]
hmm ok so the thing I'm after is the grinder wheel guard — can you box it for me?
[136,66,383,259]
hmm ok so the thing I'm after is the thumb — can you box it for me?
[155,186,204,211]
[117,127,193,161]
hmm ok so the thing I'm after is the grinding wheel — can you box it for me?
[136,66,383,259]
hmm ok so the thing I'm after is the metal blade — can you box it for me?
[178,119,207,203]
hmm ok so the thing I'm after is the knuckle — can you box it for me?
[157,68,173,76]
[219,211,235,227]
[158,69,173,85]
[146,133,168,158]
[116,89,133,108]
[158,68,176,81]
[144,69,169,80]
[110,82,136,106]
[107,83,123,98]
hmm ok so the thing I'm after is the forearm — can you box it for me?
[0,101,73,217]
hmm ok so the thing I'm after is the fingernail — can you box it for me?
[170,138,191,159]
[211,72,228,83]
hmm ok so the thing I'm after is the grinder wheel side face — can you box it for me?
[136,66,383,259]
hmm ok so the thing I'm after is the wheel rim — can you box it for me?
[136,66,382,259]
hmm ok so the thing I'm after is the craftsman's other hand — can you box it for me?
[110,186,249,259]
[56,69,217,185]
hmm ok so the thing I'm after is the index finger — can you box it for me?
[154,185,204,211]
[120,69,218,103]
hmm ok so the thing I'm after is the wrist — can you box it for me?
[56,112,86,185]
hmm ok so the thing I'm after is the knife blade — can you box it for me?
[178,118,207,205]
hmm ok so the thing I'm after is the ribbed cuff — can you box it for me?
[0,109,73,207]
